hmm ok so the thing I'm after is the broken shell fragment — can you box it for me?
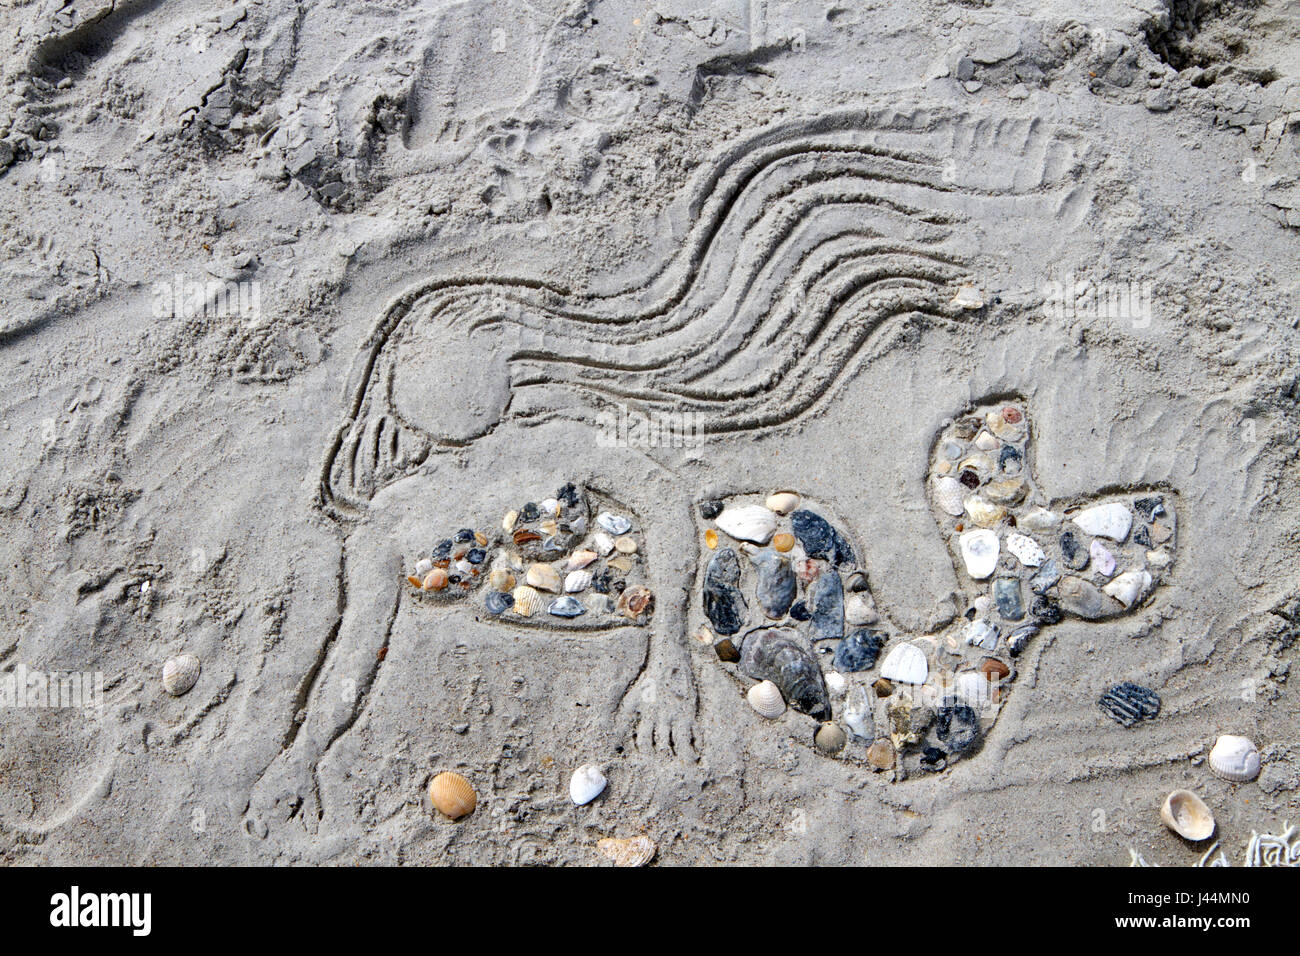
[1161,789,1215,841]
[933,475,966,516]
[565,550,597,572]
[715,505,778,545]
[866,739,896,771]
[614,536,638,554]
[1072,502,1133,541]
[1208,735,1261,782]
[1006,532,1046,567]
[428,771,476,820]
[597,835,656,867]
[162,654,201,696]
[525,563,561,593]
[747,680,785,719]
[570,764,608,805]
[1102,569,1152,608]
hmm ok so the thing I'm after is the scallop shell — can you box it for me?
[747,679,785,719]
[428,771,476,820]
[933,476,966,516]
[1209,735,1261,782]
[715,505,778,545]
[570,764,607,805]
[511,585,544,617]
[162,654,201,696]
[597,835,656,867]
[880,643,928,685]
[1161,789,1215,841]
[564,569,594,593]
[765,492,801,515]
[525,563,561,593]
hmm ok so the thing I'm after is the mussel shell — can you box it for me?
[737,627,830,721]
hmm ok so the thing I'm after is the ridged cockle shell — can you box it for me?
[428,771,476,820]
[1209,735,1260,782]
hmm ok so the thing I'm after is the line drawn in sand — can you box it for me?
[244,108,1094,838]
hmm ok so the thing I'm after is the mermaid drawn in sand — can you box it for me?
[243,109,1172,833]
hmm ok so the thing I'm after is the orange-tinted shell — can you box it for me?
[597,835,656,867]
[981,658,1010,681]
[428,771,476,820]
[704,529,718,549]
[423,568,448,591]
[772,533,795,553]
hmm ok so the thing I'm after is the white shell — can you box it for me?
[958,529,999,579]
[715,505,778,545]
[1089,540,1116,576]
[1072,502,1133,541]
[845,591,878,626]
[162,654,201,696]
[933,476,966,516]
[765,492,800,515]
[954,671,991,707]
[1209,735,1260,782]
[570,764,608,805]
[565,549,598,572]
[415,558,434,577]
[593,532,615,556]
[843,685,874,741]
[747,680,785,719]
[824,671,847,695]
[1146,548,1173,569]
[963,618,999,650]
[1006,532,1046,567]
[596,512,632,535]
[974,430,998,451]
[564,569,594,593]
[880,643,928,685]
[1020,507,1061,532]
[1103,569,1152,608]
[1161,789,1215,841]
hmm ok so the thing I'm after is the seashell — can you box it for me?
[1089,539,1116,577]
[423,568,448,591]
[526,563,561,593]
[614,535,638,555]
[824,671,847,695]
[843,684,874,741]
[1058,576,1123,620]
[747,680,785,719]
[703,549,747,635]
[1006,623,1038,656]
[162,654,201,696]
[866,739,895,771]
[873,678,894,698]
[772,532,795,552]
[502,510,519,532]
[705,529,719,549]
[1103,569,1152,608]
[880,642,928,685]
[597,835,656,868]
[964,496,1007,528]
[954,671,991,707]
[739,627,831,720]
[936,702,982,752]
[790,510,855,565]
[617,585,654,621]
[963,618,999,650]
[407,575,423,588]
[752,552,796,619]
[475,531,488,546]
[596,512,632,535]
[953,284,984,309]
[540,498,560,517]
[609,556,635,573]
[1161,789,1215,841]
[489,569,516,592]
[765,492,801,515]
[1146,548,1173,569]
[833,628,886,671]
[548,596,587,618]
[983,477,1026,506]
[538,520,559,537]
[993,577,1024,620]
[974,430,999,451]
[845,590,878,626]
[1029,559,1060,593]
[1097,682,1160,727]
[415,557,434,577]
[959,453,994,479]
[1006,532,1046,567]
[1021,507,1060,532]
[981,658,1010,681]
[485,590,514,614]
[933,476,966,516]
[808,569,845,641]
[428,771,476,820]
[958,529,1000,579]
[564,569,594,593]
[570,764,607,805]
[1072,502,1132,541]
[1209,735,1261,782]
[593,532,615,556]
[565,549,597,572]
[715,505,778,545]
[935,460,953,476]
[987,411,1025,440]
[815,722,847,755]
[511,585,544,617]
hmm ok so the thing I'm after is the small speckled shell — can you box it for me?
[747,680,785,719]
[428,771,476,820]
[597,835,656,867]
[162,654,200,696]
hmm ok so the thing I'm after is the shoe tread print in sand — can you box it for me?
[693,399,1177,778]
[244,110,1087,839]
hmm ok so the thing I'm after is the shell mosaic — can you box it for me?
[404,483,653,630]
[694,401,1179,778]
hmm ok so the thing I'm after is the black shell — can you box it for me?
[1097,682,1161,727]
[738,627,831,721]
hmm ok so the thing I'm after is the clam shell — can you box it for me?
[428,771,476,820]
[1161,789,1215,841]
[954,671,991,707]
[565,549,598,572]
[422,568,448,591]
[1006,532,1046,567]
[715,505,778,545]
[772,532,794,552]
[765,492,801,515]
[1072,502,1133,541]
[511,585,544,617]
[570,764,607,805]
[564,569,594,593]
[933,475,966,516]
[597,835,656,867]
[162,654,201,696]
[747,679,785,719]
[958,529,999,579]
[880,643,928,685]
[525,563,561,593]
[614,535,638,554]
[1209,734,1260,782]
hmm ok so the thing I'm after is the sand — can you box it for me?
[0,0,1297,865]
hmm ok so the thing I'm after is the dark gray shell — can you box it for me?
[738,627,830,721]
[752,552,796,620]
[704,548,747,635]
[807,569,845,641]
